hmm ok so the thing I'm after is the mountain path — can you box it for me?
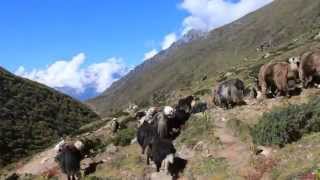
[211,108,255,178]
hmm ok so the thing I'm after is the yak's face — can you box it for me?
[74,140,84,151]
[54,140,66,152]
[289,56,300,70]
[163,106,175,118]
[147,107,156,116]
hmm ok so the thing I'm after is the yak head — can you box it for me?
[163,106,175,118]
[288,56,300,70]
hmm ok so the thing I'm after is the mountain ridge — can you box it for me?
[88,0,320,117]
[0,66,99,167]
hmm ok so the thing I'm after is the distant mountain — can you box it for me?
[0,66,99,167]
[175,29,208,46]
[56,86,100,101]
[88,0,320,117]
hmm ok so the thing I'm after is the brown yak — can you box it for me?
[299,51,320,88]
[258,58,300,98]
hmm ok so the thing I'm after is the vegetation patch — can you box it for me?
[112,128,136,146]
[111,111,130,118]
[270,133,320,179]
[78,120,110,135]
[251,97,320,146]
[90,145,144,179]
[191,157,230,178]
[194,88,212,96]
[176,113,215,147]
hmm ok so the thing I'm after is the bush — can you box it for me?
[251,97,320,146]
[111,111,130,118]
[112,128,136,146]
[177,113,214,147]
[194,89,212,96]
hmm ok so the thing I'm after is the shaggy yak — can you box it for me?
[146,136,176,173]
[137,107,160,126]
[258,57,300,98]
[55,141,84,180]
[137,121,156,154]
[110,118,119,134]
[213,78,245,109]
[153,106,175,139]
[175,96,194,113]
[298,51,320,88]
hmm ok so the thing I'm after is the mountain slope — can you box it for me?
[0,67,99,167]
[88,0,320,117]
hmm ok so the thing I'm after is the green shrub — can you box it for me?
[251,97,320,146]
[177,113,214,147]
[78,120,110,134]
[194,89,212,96]
[112,128,136,146]
[111,111,130,118]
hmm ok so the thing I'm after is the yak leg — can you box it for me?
[147,155,150,165]
[156,162,161,172]
[141,146,145,154]
[304,76,313,88]
[261,82,268,98]
[163,160,169,175]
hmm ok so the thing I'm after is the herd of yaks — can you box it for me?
[50,50,320,179]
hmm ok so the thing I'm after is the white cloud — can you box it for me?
[180,0,273,33]
[161,33,177,50]
[143,49,158,60]
[15,53,129,94]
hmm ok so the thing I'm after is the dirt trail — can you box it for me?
[211,108,255,178]
[16,147,60,176]
[207,89,319,178]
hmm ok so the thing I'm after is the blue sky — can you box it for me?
[0,0,273,99]
[0,0,186,71]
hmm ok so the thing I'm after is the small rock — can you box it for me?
[81,158,95,169]
[256,146,272,157]
[131,137,137,144]
[82,158,105,176]
[314,32,320,40]
[193,141,204,151]
[263,53,271,59]
[224,72,233,77]
[106,144,118,154]
[5,173,19,180]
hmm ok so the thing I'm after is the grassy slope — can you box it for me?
[88,0,320,117]
[8,0,320,179]
[0,67,99,168]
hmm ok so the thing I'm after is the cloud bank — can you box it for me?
[161,33,177,50]
[180,0,273,33]
[143,49,158,61]
[143,33,177,61]
[143,0,273,60]
[15,53,129,94]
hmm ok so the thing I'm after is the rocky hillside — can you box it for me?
[0,67,99,168]
[88,0,320,117]
[11,88,320,179]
